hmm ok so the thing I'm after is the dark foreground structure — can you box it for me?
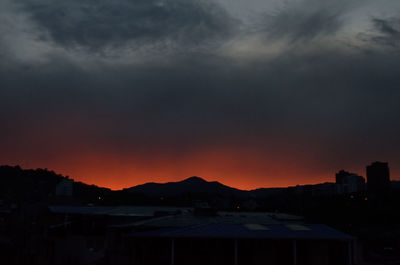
[125,222,354,265]
[2,205,356,265]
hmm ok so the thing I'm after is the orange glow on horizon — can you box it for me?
[3,145,398,191]
[2,150,337,191]
[55,169,334,191]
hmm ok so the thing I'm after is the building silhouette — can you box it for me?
[55,179,74,196]
[335,170,365,194]
[366,162,390,199]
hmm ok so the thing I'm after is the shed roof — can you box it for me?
[127,223,353,240]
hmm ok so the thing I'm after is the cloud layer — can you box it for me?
[1,0,400,188]
[17,0,235,50]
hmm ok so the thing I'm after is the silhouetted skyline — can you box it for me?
[1,163,400,264]
[0,162,395,191]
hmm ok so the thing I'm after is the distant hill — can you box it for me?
[0,165,111,204]
[0,165,335,203]
[249,187,287,197]
[127,176,247,197]
[127,176,316,199]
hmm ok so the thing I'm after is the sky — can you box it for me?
[1,0,400,190]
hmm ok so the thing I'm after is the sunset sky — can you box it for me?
[1,0,400,190]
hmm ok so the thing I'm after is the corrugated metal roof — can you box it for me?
[127,223,353,240]
[117,212,288,227]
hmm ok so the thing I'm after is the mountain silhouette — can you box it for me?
[127,176,245,197]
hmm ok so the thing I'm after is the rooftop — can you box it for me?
[127,223,353,240]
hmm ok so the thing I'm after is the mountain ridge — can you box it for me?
[127,176,246,197]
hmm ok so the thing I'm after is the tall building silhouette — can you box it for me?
[366,161,390,198]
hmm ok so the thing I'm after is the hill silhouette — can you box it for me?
[127,176,246,197]
[0,165,111,204]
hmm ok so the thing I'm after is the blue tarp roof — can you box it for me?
[127,223,353,240]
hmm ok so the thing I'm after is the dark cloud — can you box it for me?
[258,0,354,43]
[370,17,400,48]
[16,0,236,50]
